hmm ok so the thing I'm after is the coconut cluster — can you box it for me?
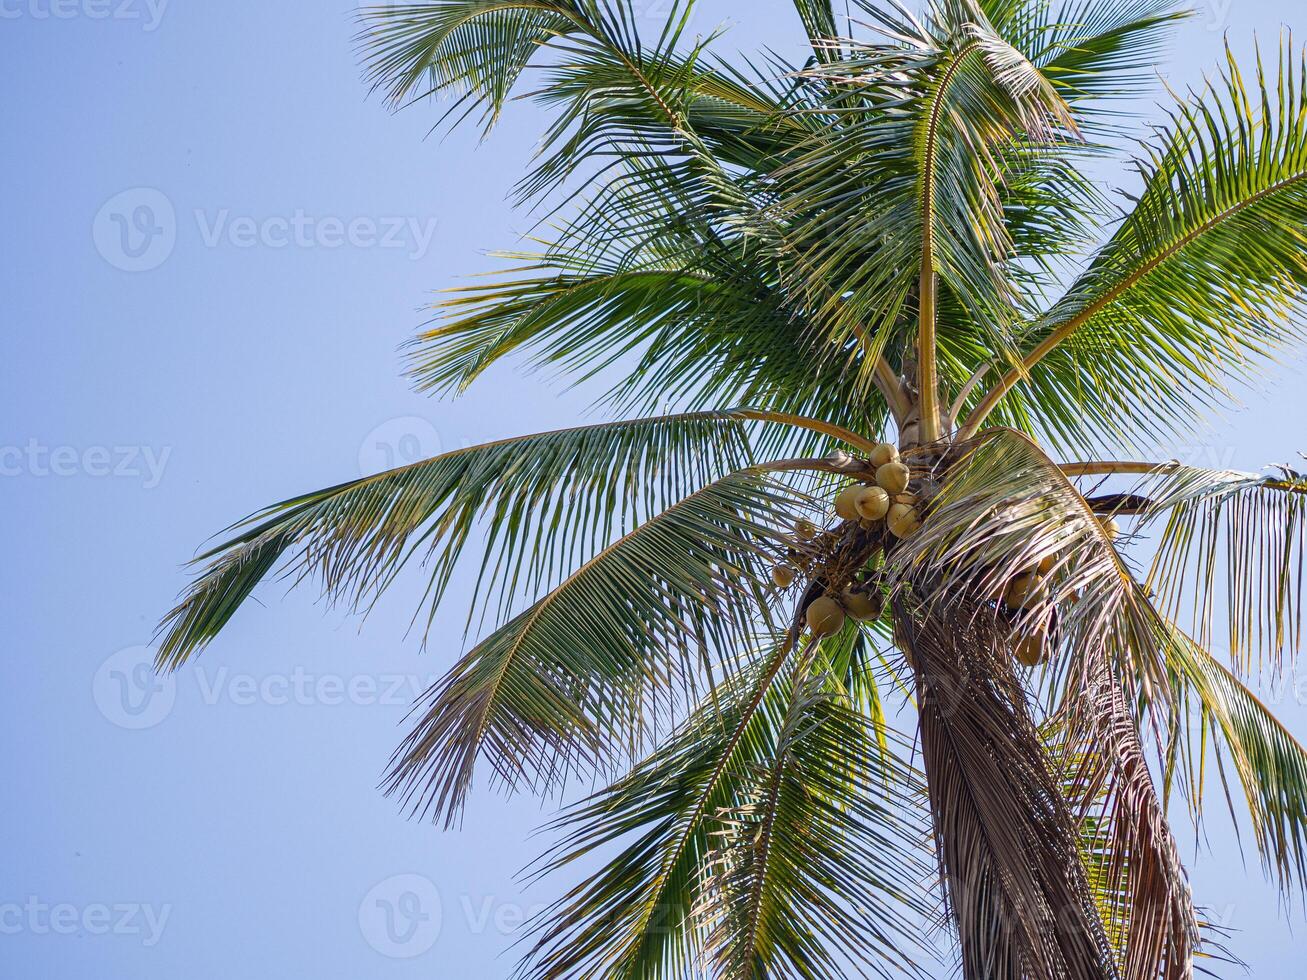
[999,514,1123,667]
[805,585,886,638]
[999,552,1058,667]
[767,442,931,639]
[831,443,923,541]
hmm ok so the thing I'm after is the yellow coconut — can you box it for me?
[887,502,916,529]
[868,442,899,468]
[806,596,846,637]
[887,503,921,539]
[842,590,884,622]
[1099,516,1121,541]
[1003,573,1042,610]
[876,461,911,495]
[854,485,891,521]
[834,486,864,521]
[794,519,818,542]
[1037,553,1058,575]
[1014,630,1047,667]
[771,564,796,588]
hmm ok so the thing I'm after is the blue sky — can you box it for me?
[3,1,1307,977]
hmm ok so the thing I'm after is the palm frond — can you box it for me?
[1137,464,1307,672]
[1164,629,1307,892]
[156,412,758,669]
[981,0,1190,109]
[698,665,933,979]
[518,636,934,979]
[358,0,586,119]
[777,0,1078,407]
[888,430,1171,696]
[963,39,1307,448]
[1055,652,1197,980]
[383,469,802,824]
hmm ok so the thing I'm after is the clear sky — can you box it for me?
[3,1,1307,977]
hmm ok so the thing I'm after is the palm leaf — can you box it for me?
[777,0,1078,415]
[518,636,934,979]
[1164,629,1307,892]
[383,468,803,824]
[963,40,1307,448]
[156,412,758,669]
[1138,464,1307,672]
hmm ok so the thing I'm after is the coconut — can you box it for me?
[883,501,914,533]
[876,461,911,495]
[887,503,921,539]
[854,485,890,521]
[1014,630,1047,667]
[842,589,884,622]
[1099,516,1121,541]
[834,486,864,521]
[1037,553,1058,575]
[869,442,899,468]
[806,596,846,637]
[794,519,818,542]
[1003,573,1042,610]
[771,564,796,588]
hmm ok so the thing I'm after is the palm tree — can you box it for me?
[157,1,1307,977]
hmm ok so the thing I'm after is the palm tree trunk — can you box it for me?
[894,597,1120,980]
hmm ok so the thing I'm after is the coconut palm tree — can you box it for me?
[158,1,1307,976]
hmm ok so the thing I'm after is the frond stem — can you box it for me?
[736,410,880,455]
[918,40,981,444]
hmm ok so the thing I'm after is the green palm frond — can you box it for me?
[1135,464,1307,671]
[407,247,891,446]
[518,636,934,980]
[963,40,1307,449]
[1164,630,1307,891]
[776,0,1078,411]
[698,666,931,979]
[981,0,1189,108]
[358,1,612,122]
[156,412,759,669]
[383,468,803,824]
